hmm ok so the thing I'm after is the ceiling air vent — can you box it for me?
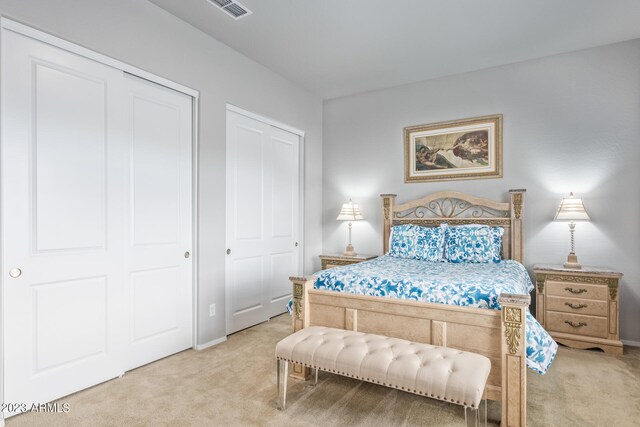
[207,0,253,20]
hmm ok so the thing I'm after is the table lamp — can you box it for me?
[336,199,363,256]
[554,192,590,269]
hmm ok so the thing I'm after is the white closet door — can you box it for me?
[122,75,193,370]
[267,126,300,318]
[1,31,126,410]
[225,111,300,334]
[1,29,194,413]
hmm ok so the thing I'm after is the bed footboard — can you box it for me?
[289,276,529,426]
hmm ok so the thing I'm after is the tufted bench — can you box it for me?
[276,326,490,426]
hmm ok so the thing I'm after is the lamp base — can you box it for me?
[343,244,357,257]
[563,253,582,269]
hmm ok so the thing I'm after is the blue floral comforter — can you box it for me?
[290,255,557,374]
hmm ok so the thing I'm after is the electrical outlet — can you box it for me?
[209,304,216,317]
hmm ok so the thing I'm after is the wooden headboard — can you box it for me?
[381,189,526,263]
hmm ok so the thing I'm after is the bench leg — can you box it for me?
[464,400,487,427]
[464,407,478,427]
[480,399,487,426]
[311,368,318,386]
[277,359,288,410]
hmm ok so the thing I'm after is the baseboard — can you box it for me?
[622,339,640,348]
[195,336,227,350]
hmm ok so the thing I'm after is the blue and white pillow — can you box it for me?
[444,225,503,263]
[388,224,446,262]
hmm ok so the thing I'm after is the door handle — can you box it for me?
[184,251,191,259]
[9,268,22,278]
[226,249,231,255]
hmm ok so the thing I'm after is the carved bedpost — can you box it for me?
[380,194,397,254]
[289,276,314,380]
[509,189,526,264]
[498,293,529,427]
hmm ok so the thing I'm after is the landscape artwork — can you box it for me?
[404,115,502,182]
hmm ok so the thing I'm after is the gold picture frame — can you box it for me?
[404,114,503,182]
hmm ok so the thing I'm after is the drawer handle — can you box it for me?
[564,320,587,328]
[564,302,588,310]
[564,287,587,294]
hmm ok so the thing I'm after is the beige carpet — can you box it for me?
[7,314,640,427]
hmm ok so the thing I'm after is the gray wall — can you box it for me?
[323,39,640,343]
[0,0,323,345]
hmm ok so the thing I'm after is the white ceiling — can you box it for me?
[149,0,640,99]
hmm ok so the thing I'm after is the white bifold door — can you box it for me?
[1,30,193,412]
[226,111,301,334]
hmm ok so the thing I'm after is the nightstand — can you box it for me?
[319,254,377,270]
[533,264,623,355]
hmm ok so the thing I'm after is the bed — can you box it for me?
[289,190,552,426]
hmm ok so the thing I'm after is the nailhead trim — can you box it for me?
[276,356,480,409]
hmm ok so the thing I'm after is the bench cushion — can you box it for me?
[276,326,491,408]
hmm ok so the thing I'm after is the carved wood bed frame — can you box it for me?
[289,189,529,426]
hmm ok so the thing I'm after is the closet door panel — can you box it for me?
[123,75,193,370]
[1,30,126,413]
[34,277,108,370]
[268,127,300,318]
[130,95,181,246]
[130,267,180,341]
[226,113,270,333]
[34,64,107,251]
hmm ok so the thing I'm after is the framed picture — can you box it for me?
[404,114,502,182]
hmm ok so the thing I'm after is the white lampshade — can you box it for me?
[555,193,590,222]
[336,200,363,221]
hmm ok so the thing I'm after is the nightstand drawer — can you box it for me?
[546,296,608,317]
[546,312,608,339]
[546,281,607,301]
